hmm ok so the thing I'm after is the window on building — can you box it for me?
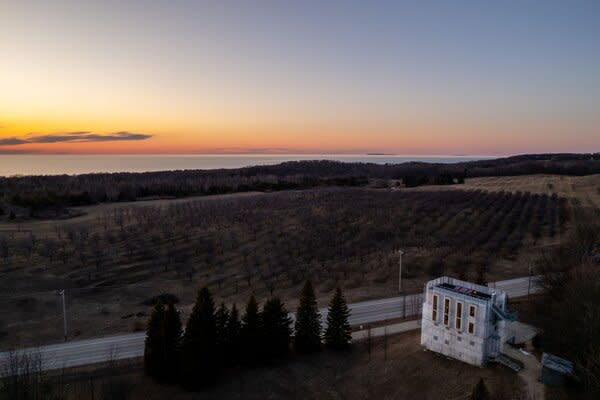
[443,298,450,326]
[432,294,438,322]
[469,305,476,318]
[456,302,463,330]
[468,322,475,334]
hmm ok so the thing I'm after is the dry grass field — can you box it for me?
[460,174,600,208]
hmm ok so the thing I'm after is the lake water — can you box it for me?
[0,154,496,176]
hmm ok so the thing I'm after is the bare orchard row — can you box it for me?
[1,188,566,294]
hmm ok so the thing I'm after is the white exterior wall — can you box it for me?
[420,277,508,367]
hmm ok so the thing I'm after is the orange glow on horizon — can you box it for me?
[1,97,598,156]
[1,112,597,155]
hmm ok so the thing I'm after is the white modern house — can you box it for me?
[420,276,518,367]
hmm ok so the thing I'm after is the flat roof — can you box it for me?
[436,282,492,301]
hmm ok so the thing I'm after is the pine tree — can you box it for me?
[294,280,322,353]
[215,303,229,342]
[163,302,182,383]
[225,303,241,366]
[325,287,352,350]
[241,296,262,364]
[470,378,490,400]
[215,303,229,369]
[261,297,292,360]
[144,301,166,380]
[180,287,217,389]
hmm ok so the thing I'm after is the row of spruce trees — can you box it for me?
[144,280,351,390]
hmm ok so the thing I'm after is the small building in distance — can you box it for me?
[541,353,574,386]
[420,276,517,367]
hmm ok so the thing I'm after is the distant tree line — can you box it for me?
[2,172,368,218]
[402,172,465,187]
[1,153,597,217]
[144,281,351,390]
[244,153,600,178]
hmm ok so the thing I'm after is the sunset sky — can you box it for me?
[1,1,598,155]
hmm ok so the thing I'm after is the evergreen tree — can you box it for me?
[325,287,352,350]
[215,303,229,368]
[225,303,242,366]
[163,302,182,383]
[241,295,262,364]
[144,301,166,380]
[180,287,217,390]
[470,378,490,400]
[261,297,292,359]
[215,303,229,342]
[294,280,322,353]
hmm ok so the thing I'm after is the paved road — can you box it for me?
[489,275,542,298]
[352,319,421,341]
[0,275,541,376]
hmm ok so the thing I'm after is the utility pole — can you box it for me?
[58,289,67,341]
[527,263,533,299]
[402,295,406,318]
[384,314,388,362]
[398,249,404,293]
[367,324,372,361]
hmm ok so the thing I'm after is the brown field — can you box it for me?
[460,174,600,208]
[39,331,526,400]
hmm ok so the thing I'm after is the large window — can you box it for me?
[467,304,477,334]
[468,322,475,334]
[455,301,463,330]
[432,294,438,322]
[443,298,450,326]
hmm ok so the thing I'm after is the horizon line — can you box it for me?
[0,152,509,157]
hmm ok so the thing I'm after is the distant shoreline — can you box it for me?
[0,154,497,176]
